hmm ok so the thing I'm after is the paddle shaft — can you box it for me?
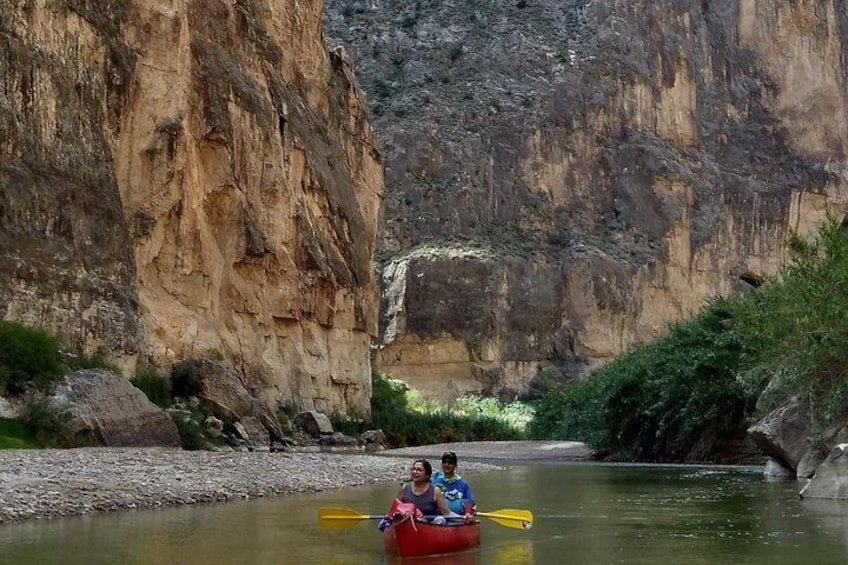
[318,506,533,530]
[323,514,385,521]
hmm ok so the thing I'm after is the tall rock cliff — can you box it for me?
[1,0,383,415]
[325,0,848,400]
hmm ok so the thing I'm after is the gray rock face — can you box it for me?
[326,0,848,398]
[50,369,181,447]
[294,410,335,436]
[173,358,286,442]
[747,397,809,474]
[764,457,795,479]
[800,444,848,499]
[0,396,17,418]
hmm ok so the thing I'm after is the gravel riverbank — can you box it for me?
[0,447,500,525]
[0,441,592,525]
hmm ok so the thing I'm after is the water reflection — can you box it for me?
[2,463,848,564]
[800,498,848,553]
[387,550,478,565]
[385,539,533,565]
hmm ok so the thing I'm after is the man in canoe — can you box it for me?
[432,451,476,516]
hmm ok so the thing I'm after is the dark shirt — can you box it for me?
[401,482,440,515]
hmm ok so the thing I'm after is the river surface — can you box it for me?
[2,462,847,564]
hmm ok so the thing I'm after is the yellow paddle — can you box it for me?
[318,507,386,528]
[476,509,534,530]
[318,506,533,530]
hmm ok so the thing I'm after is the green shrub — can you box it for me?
[0,417,39,449]
[529,299,757,461]
[455,393,534,430]
[371,373,410,410]
[171,413,208,450]
[332,416,366,437]
[23,398,75,448]
[529,220,848,460]
[733,221,848,429]
[0,321,66,391]
[130,367,173,408]
[68,348,120,373]
[368,373,527,447]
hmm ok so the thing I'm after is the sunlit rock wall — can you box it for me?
[1,0,383,415]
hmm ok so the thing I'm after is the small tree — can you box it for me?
[0,321,67,391]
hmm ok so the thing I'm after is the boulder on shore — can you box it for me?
[50,369,181,447]
[800,444,848,499]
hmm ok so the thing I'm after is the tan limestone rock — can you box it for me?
[0,1,383,415]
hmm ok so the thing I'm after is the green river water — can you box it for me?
[1,462,847,564]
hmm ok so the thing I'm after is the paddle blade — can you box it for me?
[477,508,534,530]
[318,507,385,528]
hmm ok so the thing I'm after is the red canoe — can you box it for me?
[382,518,481,558]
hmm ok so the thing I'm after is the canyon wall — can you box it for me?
[325,0,848,401]
[0,0,383,415]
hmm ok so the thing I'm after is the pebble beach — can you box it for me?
[0,441,592,525]
[0,448,498,525]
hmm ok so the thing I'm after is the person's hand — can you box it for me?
[463,512,473,523]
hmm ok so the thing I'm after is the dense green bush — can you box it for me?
[732,222,848,429]
[171,412,209,450]
[0,417,39,449]
[0,321,66,391]
[530,300,756,460]
[337,373,529,447]
[23,398,75,448]
[530,220,848,460]
[131,367,173,408]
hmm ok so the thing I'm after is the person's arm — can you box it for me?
[464,482,477,512]
[434,489,471,522]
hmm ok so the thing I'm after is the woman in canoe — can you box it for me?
[385,459,470,526]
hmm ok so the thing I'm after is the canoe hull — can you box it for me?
[382,519,481,557]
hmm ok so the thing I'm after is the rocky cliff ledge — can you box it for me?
[0,0,383,415]
[325,0,848,400]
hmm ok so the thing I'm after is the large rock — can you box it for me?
[0,396,17,419]
[747,397,810,474]
[172,358,285,442]
[233,416,272,452]
[294,410,334,436]
[800,444,848,499]
[797,421,848,479]
[50,369,181,447]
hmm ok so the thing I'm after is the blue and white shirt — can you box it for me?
[431,471,475,514]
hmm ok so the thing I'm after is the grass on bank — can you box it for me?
[0,417,40,449]
[529,220,848,461]
[0,398,76,449]
[336,373,533,447]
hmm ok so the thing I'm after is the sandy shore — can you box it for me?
[388,440,595,461]
[0,441,592,525]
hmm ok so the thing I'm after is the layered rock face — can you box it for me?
[325,0,848,400]
[1,0,382,415]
